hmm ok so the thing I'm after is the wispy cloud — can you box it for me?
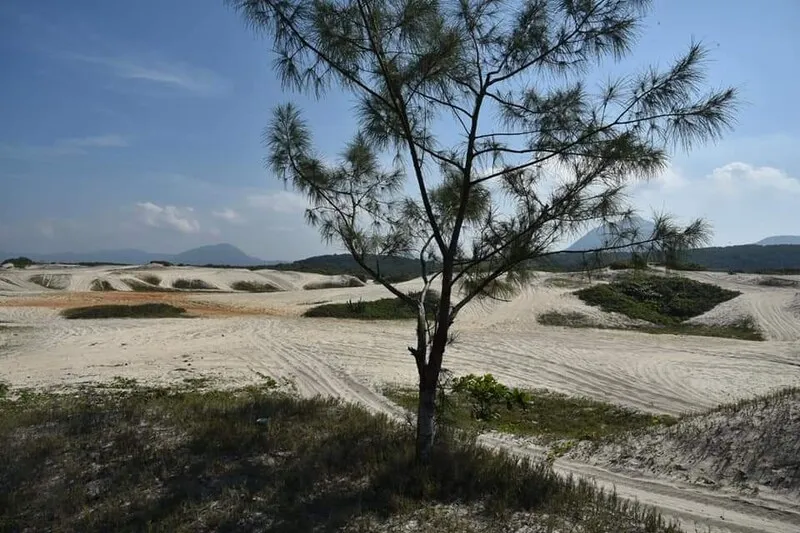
[212,208,244,223]
[135,202,200,234]
[0,134,129,160]
[66,53,231,96]
[247,191,309,213]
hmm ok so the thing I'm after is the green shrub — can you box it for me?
[61,303,188,319]
[173,278,216,290]
[576,274,740,325]
[230,280,282,292]
[451,374,528,421]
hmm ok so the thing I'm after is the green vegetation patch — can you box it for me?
[230,280,282,292]
[304,291,438,320]
[387,374,676,443]
[575,274,740,325]
[172,278,217,290]
[61,303,188,320]
[136,274,162,286]
[0,383,679,532]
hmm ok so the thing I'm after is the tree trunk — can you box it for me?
[416,377,437,463]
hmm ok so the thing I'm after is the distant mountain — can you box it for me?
[172,243,265,266]
[756,235,800,246]
[567,216,656,252]
[1,243,271,267]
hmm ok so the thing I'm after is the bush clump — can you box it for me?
[61,303,187,319]
[230,280,282,292]
[122,278,175,292]
[576,274,740,325]
[1,257,34,268]
[173,278,216,290]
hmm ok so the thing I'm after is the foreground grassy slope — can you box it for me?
[0,383,680,533]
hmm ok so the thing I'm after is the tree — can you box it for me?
[229,0,735,461]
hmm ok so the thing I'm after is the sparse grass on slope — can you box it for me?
[537,311,765,341]
[61,303,188,319]
[28,274,69,290]
[0,382,680,533]
[304,291,438,320]
[230,280,282,292]
[136,274,162,286]
[568,387,800,496]
[172,278,216,290]
[122,278,176,292]
[90,279,116,291]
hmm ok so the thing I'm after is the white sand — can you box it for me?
[1,266,800,532]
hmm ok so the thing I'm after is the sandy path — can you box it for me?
[2,267,800,532]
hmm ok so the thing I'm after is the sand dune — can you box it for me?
[2,265,800,532]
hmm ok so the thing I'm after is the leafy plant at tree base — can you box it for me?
[452,374,529,421]
[229,0,736,461]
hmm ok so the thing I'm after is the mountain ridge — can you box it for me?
[1,243,272,267]
[756,235,800,246]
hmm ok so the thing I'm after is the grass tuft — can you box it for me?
[0,383,680,532]
[61,303,188,319]
[230,280,282,293]
[173,278,216,290]
[136,274,161,286]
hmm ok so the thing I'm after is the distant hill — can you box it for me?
[268,254,430,282]
[567,216,656,252]
[172,244,265,266]
[2,244,270,267]
[756,235,800,246]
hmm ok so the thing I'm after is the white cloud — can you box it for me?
[0,134,129,159]
[67,53,230,96]
[708,162,800,195]
[135,202,200,234]
[632,162,800,245]
[212,208,243,223]
[247,191,309,213]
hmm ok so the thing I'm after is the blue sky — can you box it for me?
[1,0,798,260]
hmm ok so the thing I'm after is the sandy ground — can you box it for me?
[1,266,800,532]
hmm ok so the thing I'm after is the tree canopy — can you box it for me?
[229,0,737,459]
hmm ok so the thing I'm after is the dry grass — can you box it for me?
[122,278,176,292]
[0,382,681,533]
[61,303,188,319]
[303,277,365,290]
